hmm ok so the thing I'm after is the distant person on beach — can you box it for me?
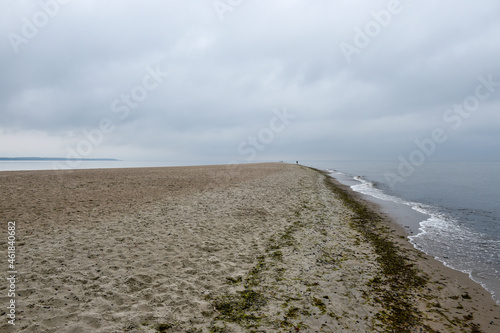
[296,161,298,164]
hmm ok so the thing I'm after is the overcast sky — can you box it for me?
[1,0,499,164]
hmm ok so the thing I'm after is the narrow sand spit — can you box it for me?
[0,163,498,332]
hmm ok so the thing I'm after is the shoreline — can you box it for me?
[328,170,500,307]
[1,163,498,332]
[320,169,500,330]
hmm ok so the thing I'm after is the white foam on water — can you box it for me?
[410,214,500,305]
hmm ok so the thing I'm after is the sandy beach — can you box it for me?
[0,163,499,332]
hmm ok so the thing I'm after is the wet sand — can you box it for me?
[0,163,498,332]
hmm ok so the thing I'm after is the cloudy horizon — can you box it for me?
[2,0,500,165]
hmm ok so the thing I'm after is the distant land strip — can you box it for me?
[0,157,119,161]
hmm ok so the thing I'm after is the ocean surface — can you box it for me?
[2,159,499,304]
[305,160,500,305]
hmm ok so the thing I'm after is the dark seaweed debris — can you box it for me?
[317,168,429,331]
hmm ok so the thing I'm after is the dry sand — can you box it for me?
[0,163,498,332]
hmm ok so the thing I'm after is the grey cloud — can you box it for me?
[1,0,499,162]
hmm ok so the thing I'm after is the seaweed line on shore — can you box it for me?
[317,168,430,332]
[317,167,487,333]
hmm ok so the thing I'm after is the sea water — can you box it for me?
[305,160,500,305]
